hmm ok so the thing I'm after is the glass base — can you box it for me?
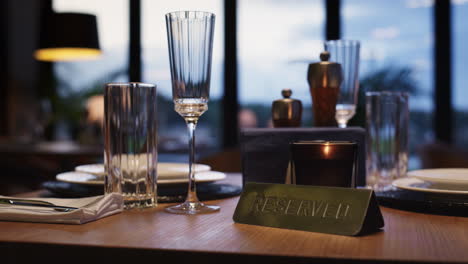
[165,201,220,215]
[123,198,157,210]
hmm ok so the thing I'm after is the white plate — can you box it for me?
[75,164,106,176]
[75,163,211,179]
[407,168,468,185]
[57,172,103,185]
[392,177,468,195]
[157,163,211,178]
[56,171,226,186]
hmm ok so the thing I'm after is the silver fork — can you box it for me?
[0,198,79,212]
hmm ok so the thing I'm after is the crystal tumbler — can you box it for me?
[366,91,409,191]
[104,83,158,209]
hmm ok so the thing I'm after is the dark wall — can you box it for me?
[6,0,41,139]
[0,1,8,136]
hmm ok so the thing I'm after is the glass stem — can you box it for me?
[338,122,347,128]
[185,120,199,204]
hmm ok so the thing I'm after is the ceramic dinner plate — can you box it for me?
[75,164,106,176]
[407,168,468,185]
[75,162,211,179]
[392,177,468,195]
[56,171,226,186]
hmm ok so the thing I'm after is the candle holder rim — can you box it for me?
[290,140,356,145]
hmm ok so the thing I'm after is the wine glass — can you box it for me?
[164,11,219,214]
[324,40,360,128]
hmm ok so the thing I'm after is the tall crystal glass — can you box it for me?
[165,11,219,214]
[324,40,360,128]
[365,91,409,191]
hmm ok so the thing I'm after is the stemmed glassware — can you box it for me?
[324,40,360,128]
[164,11,219,214]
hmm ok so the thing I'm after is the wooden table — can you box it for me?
[1,174,468,263]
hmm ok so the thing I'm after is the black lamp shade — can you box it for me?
[35,12,101,61]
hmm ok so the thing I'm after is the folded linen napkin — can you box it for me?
[0,193,123,224]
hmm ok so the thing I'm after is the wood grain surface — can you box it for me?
[1,174,468,263]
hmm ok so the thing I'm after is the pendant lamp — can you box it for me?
[34,12,101,62]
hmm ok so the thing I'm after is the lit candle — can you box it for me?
[322,141,331,158]
[290,141,358,187]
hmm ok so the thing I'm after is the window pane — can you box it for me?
[52,0,128,141]
[342,0,434,169]
[238,0,325,128]
[53,0,128,91]
[142,0,224,153]
[453,1,468,147]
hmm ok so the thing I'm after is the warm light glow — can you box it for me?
[34,47,101,62]
[86,95,104,126]
[323,142,331,157]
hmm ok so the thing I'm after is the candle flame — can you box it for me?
[323,142,330,157]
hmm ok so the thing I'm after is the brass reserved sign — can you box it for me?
[233,182,384,236]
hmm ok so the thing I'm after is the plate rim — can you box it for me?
[407,168,468,184]
[74,162,212,178]
[56,170,226,186]
[56,171,103,185]
[74,164,106,176]
[393,177,468,194]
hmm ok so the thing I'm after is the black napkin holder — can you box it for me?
[240,127,366,187]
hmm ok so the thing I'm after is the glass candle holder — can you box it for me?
[289,141,358,188]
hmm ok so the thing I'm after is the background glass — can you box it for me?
[366,91,409,191]
[165,11,219,214]
[104,83,158,209]
[324,40,360,128]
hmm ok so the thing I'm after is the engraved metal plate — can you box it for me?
[233,182,384,236]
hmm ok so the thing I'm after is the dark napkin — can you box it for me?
[376,189,468,217]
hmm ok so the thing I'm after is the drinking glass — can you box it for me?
[165,11,219,214]
[104,83,158,209]
[365,91,409,191]
[324,40,360,128]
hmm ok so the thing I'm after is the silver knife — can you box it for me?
[0,198,79,212]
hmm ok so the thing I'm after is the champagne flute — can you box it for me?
[164,11,219,214]
[324,40,360,128]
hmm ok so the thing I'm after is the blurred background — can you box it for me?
[1,0,467,194]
